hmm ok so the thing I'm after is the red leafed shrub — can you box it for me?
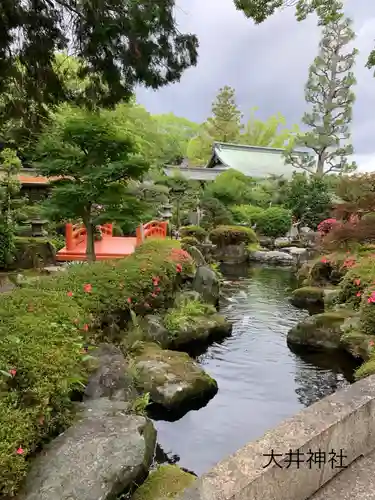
[317,218,338,236]
[321,218,375,251]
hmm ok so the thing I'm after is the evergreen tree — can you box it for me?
[205,86,243,143]
[285,17,357,177]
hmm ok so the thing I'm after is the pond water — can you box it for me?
[153,264,359,476]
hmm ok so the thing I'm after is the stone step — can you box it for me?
[310,450,375,500]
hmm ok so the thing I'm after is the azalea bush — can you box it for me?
[317,218,337,236]
[0,238,193,495]
[321,218,375,251]
[255,206,292,238]
[209,225,257,246]
[338,256,375,308]
[179,225,207,242]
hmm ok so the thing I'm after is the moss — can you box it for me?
[355,357,375,380]
[180,226,207,242]
[341,330,375,360]
[290,287,324,309]
[287,311,351,350]
[132,465,196,500]
[12,236,56,269]
[209,225,258,246]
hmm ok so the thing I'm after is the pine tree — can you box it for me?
[205,86,243,143]
[285,17,357,177]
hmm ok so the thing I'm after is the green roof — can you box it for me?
[206,142,306,178]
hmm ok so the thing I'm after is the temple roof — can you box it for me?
[206,142,307,178]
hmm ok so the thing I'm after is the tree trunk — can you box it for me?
[316,154,325,177]
[84,219,96,262]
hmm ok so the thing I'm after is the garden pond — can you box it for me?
[153,264,359,476]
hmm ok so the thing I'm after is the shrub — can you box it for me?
[200,197,233,229]
[338,256,375,308]
[180,225,207,242]
[255,207,292,238]
[317,218,338,236]
[229,204,264,226]
[322,218,375,251]
[164,299,216,334]
[209,225,258,246]
[0,239,192,495]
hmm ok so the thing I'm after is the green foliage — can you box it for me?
[0,239,192,495]
[180,237,199,250]
[339,257,375,309]
[205,86,243,143]
[230,204,264,225]
[35,107,150,260]
[255,206,292,238]
[0,1,198,155]
[209,225,257,246]
[164,299,216,334]
[200,197,234,230]
[204,169,254,206]
[285,17,357,177]
[0,149,25,268]
[283,173,332,228]
[180,225,207,242]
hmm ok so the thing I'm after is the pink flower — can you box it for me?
[151,292,157,298]
[176,264,182,273]
[356,292,362,297]
[369,340,375,347]
[320,258,329,264]
[16,447,24,455]
[83,284,92,293]
[127,297,132,304]
[9,369,16,377]
[82,324,89,332]
[152,276,160,286]
[67,291,73,297]
[156,287,161,293]
[354,279,361,286]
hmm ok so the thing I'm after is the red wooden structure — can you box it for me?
[56,220,168,261]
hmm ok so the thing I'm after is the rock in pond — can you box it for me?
[290,286,324,309]
[19,399,156,500]
[132,465,196,500]
[131,343,218,413]
[192,265,220,306]
[249,250,294,265]
[214,242,248,264]
[84,343,137,402]
[287,311,352,350]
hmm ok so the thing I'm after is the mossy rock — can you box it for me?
[341,328,375,361]
[355,356,375,380]
[287,311,352,350]
[132,465,196,500]
[290,287,324,309]
[323,288,340,309]
[12,237,56,269]
[131,343,218,412]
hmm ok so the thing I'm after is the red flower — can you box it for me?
[320,258,329,264]
[152,276,160,286]
[354,279,361,286]
[176,263,182,273]
[67,291,73,297]
[151,292,157,298]
[356,292,362,297]
[82,324,89,332]
[369,340,375,347]
[156,287,161,293]
[9,369,16,377]
[127,297,132,304]
[83,284,92,293]
[16,447,24,455]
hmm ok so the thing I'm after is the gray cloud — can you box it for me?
[136,0,375,157]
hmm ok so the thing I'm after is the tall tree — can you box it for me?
[35,107,149,261]
[285,17,357,177]
[0,1,198,154]
[206,86,243,143]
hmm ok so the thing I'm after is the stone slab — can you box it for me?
[179,375,375,500]
[311,450,375,500]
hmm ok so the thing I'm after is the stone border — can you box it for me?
[180,375,375,500]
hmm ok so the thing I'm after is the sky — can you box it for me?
[136,0,375,172]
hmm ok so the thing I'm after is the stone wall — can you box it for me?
[179,374,375,500]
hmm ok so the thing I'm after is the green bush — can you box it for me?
[200,197,233,229]
[209,225,258,246]
[0,239,193,495]
[180,236,199,248]
[230,204,264,226]
[255,206,292,238]
[180,225,207,242]
[338,256,375,308]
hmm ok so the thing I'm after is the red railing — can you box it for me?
[136,220,168,246]
[65,223,113,251]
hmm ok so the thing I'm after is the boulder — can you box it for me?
[323,288,340,309]
[290,286,324,309]
[19,399,156,500]
[166,313,232,350]
[258,236,274,249]
[274,237,292,248]
[249,250,294,266]
[84,343,137,402]
[214,242,248,264]
[132,343,218,412]
[132,465,196,500]
[287,311,351,350]
[184,246,206,266]
[141,315,170,348]
[192,266,220,306]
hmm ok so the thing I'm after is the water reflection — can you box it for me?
[153,265,358,476]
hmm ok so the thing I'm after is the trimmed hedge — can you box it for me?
[255,207,292,238]
[0,239,194,496]
[230,204,264,226]
[209,225,257,246]
[180,225,207,242]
